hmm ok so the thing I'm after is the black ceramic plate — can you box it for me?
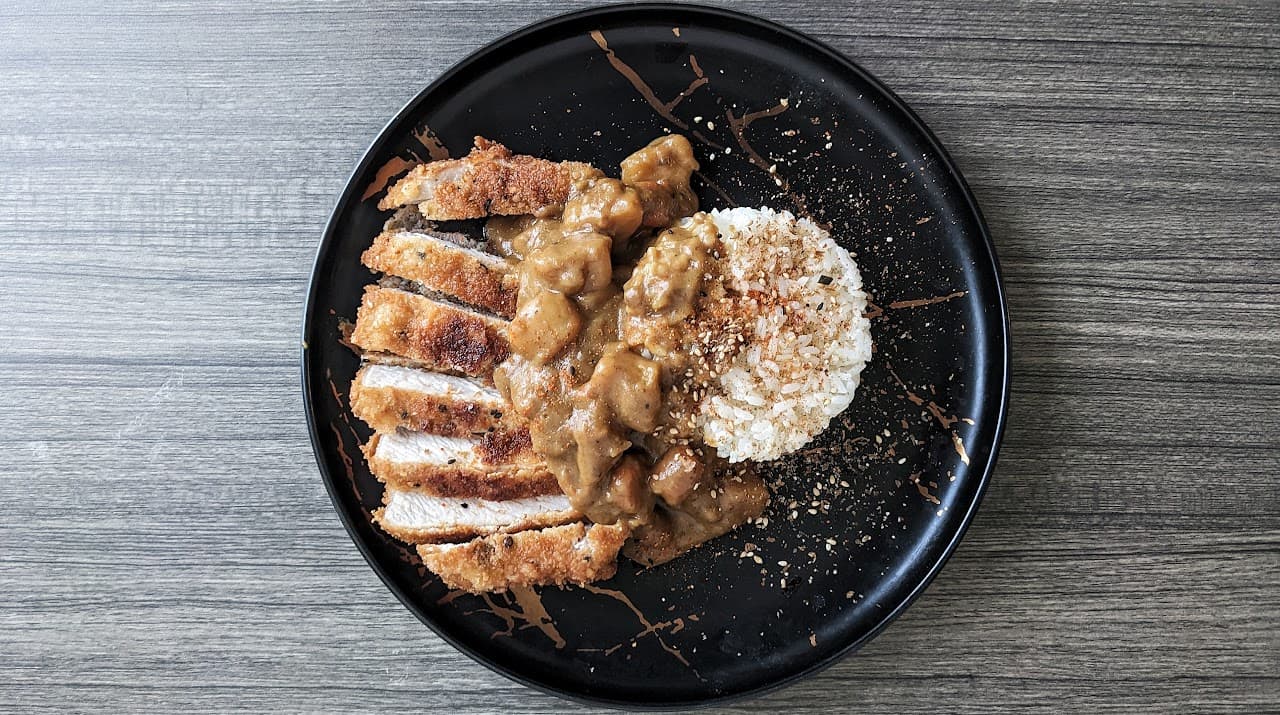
[303,3,1008,708]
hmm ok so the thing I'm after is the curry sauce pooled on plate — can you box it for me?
[348,135,872,592]
[492,136,769,567]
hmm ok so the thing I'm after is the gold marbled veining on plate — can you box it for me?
[589,29,810,214]
[413,125,452,161]
[581,585,699,673]
[361,124,452,200]
[888,290,968,310]
[467,587,566,649]
[887,363,973,468]
[361,156,418,201]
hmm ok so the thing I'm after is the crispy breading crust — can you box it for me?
[372,461,560,500]
[349,366,515,436]
[349,286,509,378]
[361,230,518,318]
[373,505,581,545]
[377,137,584,218]
[363,432,558,500]
[416,522,630,592]
[473,427,535,464]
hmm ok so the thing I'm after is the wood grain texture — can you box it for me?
[1,0,1277,712]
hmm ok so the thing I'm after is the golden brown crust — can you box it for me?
[375,461,561,500]
[363,432,557,500]
[349,366,516,436]
[373,506,581,545]
[416,522,630,592]
[349,286,509,378]
[474,427,535,465]
[377,137,580,218]
[361,230,518,318]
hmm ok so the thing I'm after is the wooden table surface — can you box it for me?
[2,1,1277,712]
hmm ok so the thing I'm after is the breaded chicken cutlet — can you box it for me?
[378,137,597,219]
[349,143,605,592]
[416,522,629,593]
[349,284,509,379]
[362,210,519,318]
[362,429,557,499]
[375,489,580,546]
[349,363,519,436]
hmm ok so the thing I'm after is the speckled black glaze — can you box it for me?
[302,4,1009,708]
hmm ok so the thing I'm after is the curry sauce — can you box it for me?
[491,135,768,566]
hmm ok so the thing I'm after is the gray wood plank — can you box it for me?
[0,0,1276,712]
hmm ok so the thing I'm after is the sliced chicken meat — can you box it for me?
[363,430,556,500]
[374,488,579,544]
[350,363,517,436]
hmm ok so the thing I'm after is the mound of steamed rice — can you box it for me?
[697,207,872,462]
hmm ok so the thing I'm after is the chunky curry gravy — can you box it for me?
[490,136,768,566]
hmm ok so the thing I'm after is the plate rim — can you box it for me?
[301,2,1011,708]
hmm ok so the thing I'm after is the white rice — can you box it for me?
[697,207,872,462]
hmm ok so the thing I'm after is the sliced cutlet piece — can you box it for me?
[417,522,629,593]
[350,363,518,436]
[363,430,557,500]
[382,205,491,252]
[374,489,579,544]
[377,136,596,218]
[362,228,517,318]
[349,285,509,379]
